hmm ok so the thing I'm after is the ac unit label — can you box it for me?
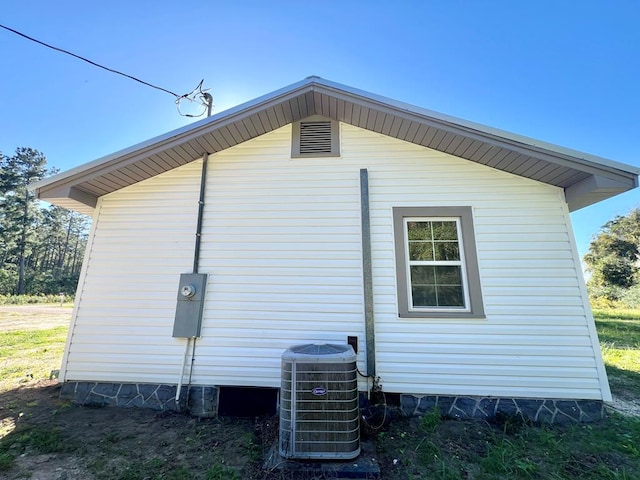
[311,387,327,396]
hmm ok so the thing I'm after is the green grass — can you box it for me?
[377,412,640,479]
[0,451,13,472]
[0,425,68,472]
[206,463,241,480]
[0,326,68,390]
[595,309,640,397]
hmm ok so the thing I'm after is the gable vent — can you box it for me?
[292,116,340,158]
[299,121,333,154]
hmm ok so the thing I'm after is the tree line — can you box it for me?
[584,208,640,308]
[0,147,90,296]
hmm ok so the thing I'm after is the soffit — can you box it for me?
[32,77,638,214]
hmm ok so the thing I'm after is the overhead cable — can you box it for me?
[0,23,213,116]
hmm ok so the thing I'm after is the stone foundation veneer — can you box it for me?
[400,394,605,424]
[59,381,218,417]
[60,382,605,424]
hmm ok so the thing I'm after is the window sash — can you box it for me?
[404,217,471,312]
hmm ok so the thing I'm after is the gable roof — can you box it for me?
[32,76,638,215]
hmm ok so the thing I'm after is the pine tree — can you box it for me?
[0,148,55,293]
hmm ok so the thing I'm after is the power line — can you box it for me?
[0,23,207,108]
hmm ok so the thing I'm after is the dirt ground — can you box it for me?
[2,381,639,480]
[0,381,260,480]
[606,392,640,416]
[0,305,72,332]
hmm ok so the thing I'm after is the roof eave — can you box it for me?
[31,77,320,192]
[565,174,639,211]
[31,76,639,214]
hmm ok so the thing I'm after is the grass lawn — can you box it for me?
[0,305,639,479]
[0,326,67,390]
[0,304,71,393]
[595,309,640,403]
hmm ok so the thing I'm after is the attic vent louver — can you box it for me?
[292,116,340,158]
[299,122,332,154]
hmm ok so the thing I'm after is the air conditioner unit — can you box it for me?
[279,343,360,460]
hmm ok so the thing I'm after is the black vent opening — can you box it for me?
[217,386,278,417]
[299,121,333,154]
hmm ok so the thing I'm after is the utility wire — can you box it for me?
[1,23,184,99]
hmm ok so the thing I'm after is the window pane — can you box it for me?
[435,266,462,285]
[409,241,434,261]
[410,266,435,284]
[412,286,437,307]
[437,286,464,306]
[431,221,458,241]
[433,242,460,261]
[407,221,432,241]
[404,215,468,311]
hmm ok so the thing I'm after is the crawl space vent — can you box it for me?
[299,121,333,155]
[279,343,360,460]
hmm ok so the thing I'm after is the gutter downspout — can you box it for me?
[360,169,376,378]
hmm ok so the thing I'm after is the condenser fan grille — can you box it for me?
[279,344,360,459]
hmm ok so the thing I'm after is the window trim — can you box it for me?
[393,206,485,319]
[291,115,340,158]
[404,216,469,312]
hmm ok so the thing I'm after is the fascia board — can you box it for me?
[311,78,640,180]
[30,77,319,192]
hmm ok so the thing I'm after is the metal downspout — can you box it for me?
[360,169,376,377]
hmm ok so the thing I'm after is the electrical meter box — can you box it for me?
[173,273,207,338]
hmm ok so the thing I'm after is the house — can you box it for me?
[32,77,639,423]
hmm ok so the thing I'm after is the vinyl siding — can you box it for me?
[62,123,608,400]
[353,125,606,400]
[61,163,201,382]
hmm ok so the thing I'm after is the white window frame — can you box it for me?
[404,216,470,313]
[393,206,485,319]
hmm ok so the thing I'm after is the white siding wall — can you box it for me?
[349,126,607,400]
[62,123,608,400]
[193,127,366,387]
[61,163,201,382]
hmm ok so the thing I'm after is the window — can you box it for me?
[393,207,485,318]
[291,115,340,158]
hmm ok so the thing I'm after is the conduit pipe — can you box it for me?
[175,338,191,405]
[176,151,209,409]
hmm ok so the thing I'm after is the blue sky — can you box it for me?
[1,1,638,257]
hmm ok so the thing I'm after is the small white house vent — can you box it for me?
[279,343,360,460]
